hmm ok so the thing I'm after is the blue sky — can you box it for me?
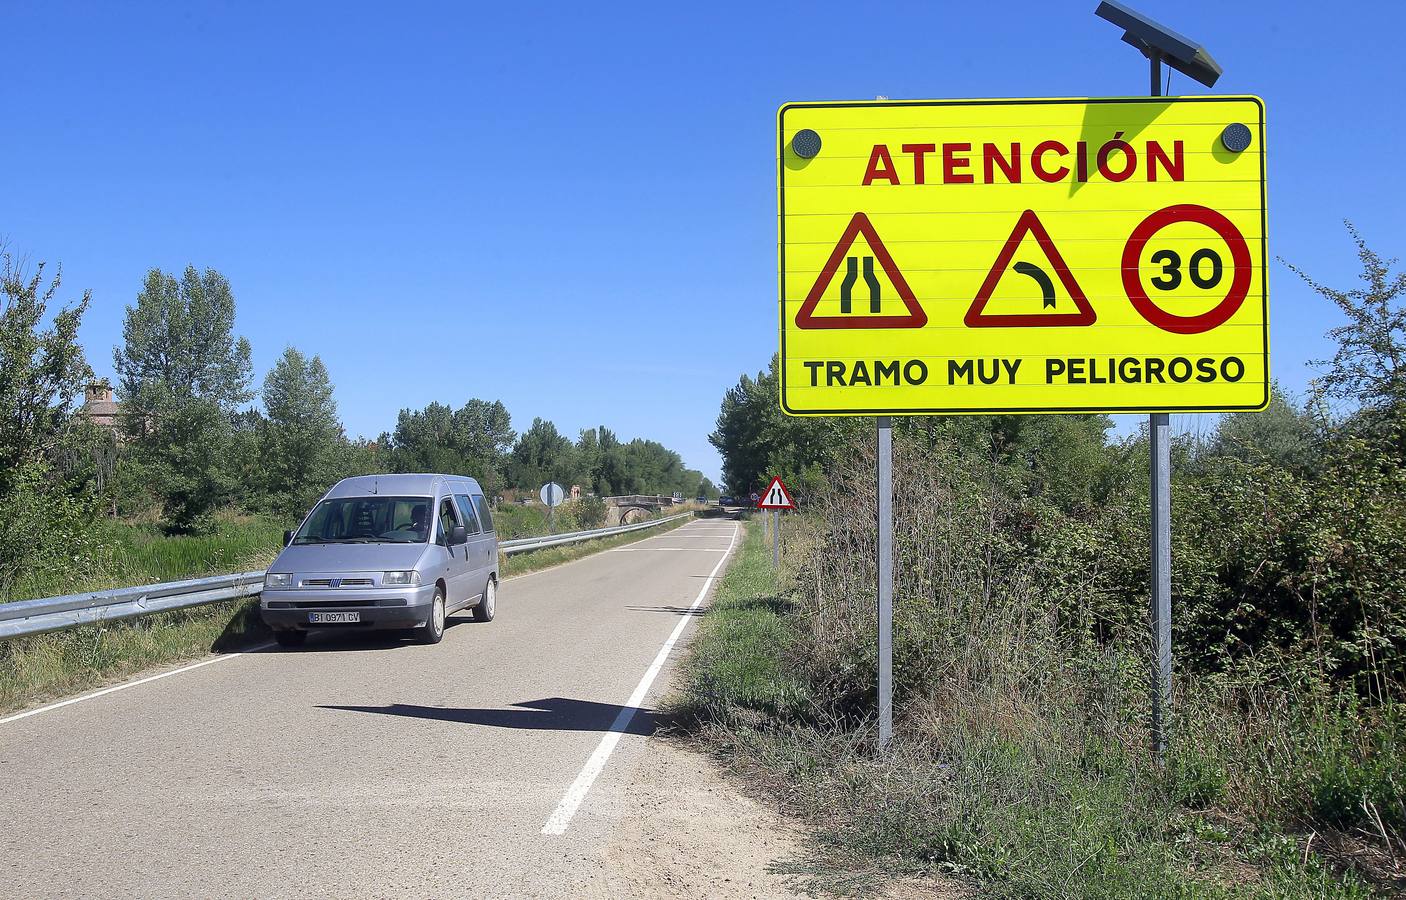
[4,0,1402,479]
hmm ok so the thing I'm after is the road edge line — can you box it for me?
[541,523,740,836]
[0,642,275,727]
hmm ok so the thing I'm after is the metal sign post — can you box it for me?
[540,482,565,534]
[1147,47,1173,761]
[1150,411,1172,756]
[1092,0,1242,762]
[876,416,893,750]
[757,476,797,575]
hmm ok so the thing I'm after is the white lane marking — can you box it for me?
[606,547,728,553]
[0,642,275,727]
[542,524,739,836]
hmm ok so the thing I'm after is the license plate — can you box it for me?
[308,611,360,624]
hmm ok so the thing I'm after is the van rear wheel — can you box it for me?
[415,588,446,644]
[473,578,496,623]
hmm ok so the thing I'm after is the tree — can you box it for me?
[0,249,99,596]
[596,426,625,495]
[386,398,514,492]
[612,438,685,494]
[1210,382,1316,472]
[114,267,253,412]
[709,355,857,498]
[576,428,603,492]
[1285,223,1406,413]
[257,347,343,515]
[509,418,579,489]
[113,266,253,530]
[0,251,92,476]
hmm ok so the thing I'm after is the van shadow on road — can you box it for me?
[318,698,656,735]
[625,605,705,617]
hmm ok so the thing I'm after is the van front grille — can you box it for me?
[265,599,408,610]
[300,578,374,587]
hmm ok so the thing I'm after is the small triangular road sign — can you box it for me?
[964,209,1096,328]
[795,213,927,329]
[756,476,796,510]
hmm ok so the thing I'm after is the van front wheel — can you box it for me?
[415,588,446,645]
[473,578,496,623]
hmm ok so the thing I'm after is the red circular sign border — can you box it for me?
[1121,204,1253,335]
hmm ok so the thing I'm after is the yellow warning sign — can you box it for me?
[778,96,1269,416]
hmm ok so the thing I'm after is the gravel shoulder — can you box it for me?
[600,733,806,898]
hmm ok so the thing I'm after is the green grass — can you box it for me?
[673,522,808,725]
[4,511,287,604]
[670,524,1385,899]
[98,515,287,583]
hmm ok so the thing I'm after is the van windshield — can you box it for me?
[292,497,433,544]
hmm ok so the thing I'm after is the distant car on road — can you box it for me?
[719,496,735,507]
[260,473,498,648]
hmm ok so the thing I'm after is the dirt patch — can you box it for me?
[600,734,804,898]
[598,735,970,899]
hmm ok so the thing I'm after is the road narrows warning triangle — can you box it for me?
[756,476,796,510]
[795,213,927,329]
[964,209,1097,328]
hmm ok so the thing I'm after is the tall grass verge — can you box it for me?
[3,511,287,604]
[674,434,1401,898]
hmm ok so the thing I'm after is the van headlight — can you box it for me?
[264,573,293,589]
[383,571,420,586]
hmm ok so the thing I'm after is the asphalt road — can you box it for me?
[0,519,741,898]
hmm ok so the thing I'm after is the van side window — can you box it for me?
[454,493,481,534]
[472,494,494,533]
[436,498,458,544]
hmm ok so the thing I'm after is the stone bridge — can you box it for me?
[603,494,676,525]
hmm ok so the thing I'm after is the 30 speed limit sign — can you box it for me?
[1121,203,1253,335]
[777,96,1268,415]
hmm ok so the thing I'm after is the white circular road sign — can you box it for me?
[540,482,565,508]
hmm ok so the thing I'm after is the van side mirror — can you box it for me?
[450,525,468,545]
[283,530,294,546]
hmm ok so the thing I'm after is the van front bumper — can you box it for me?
[259,583,438,632]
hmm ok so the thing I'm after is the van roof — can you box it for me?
[324,473,482,499]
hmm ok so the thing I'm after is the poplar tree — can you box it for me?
[114,266,253,531]
[258,347,342,515]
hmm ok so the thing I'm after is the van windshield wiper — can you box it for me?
[294,537,381,544]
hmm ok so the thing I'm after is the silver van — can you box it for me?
[259,474,499,648]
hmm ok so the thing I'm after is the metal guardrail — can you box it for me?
[0,571,266,641]
[0,513,694,641]
[497,512,692,555]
